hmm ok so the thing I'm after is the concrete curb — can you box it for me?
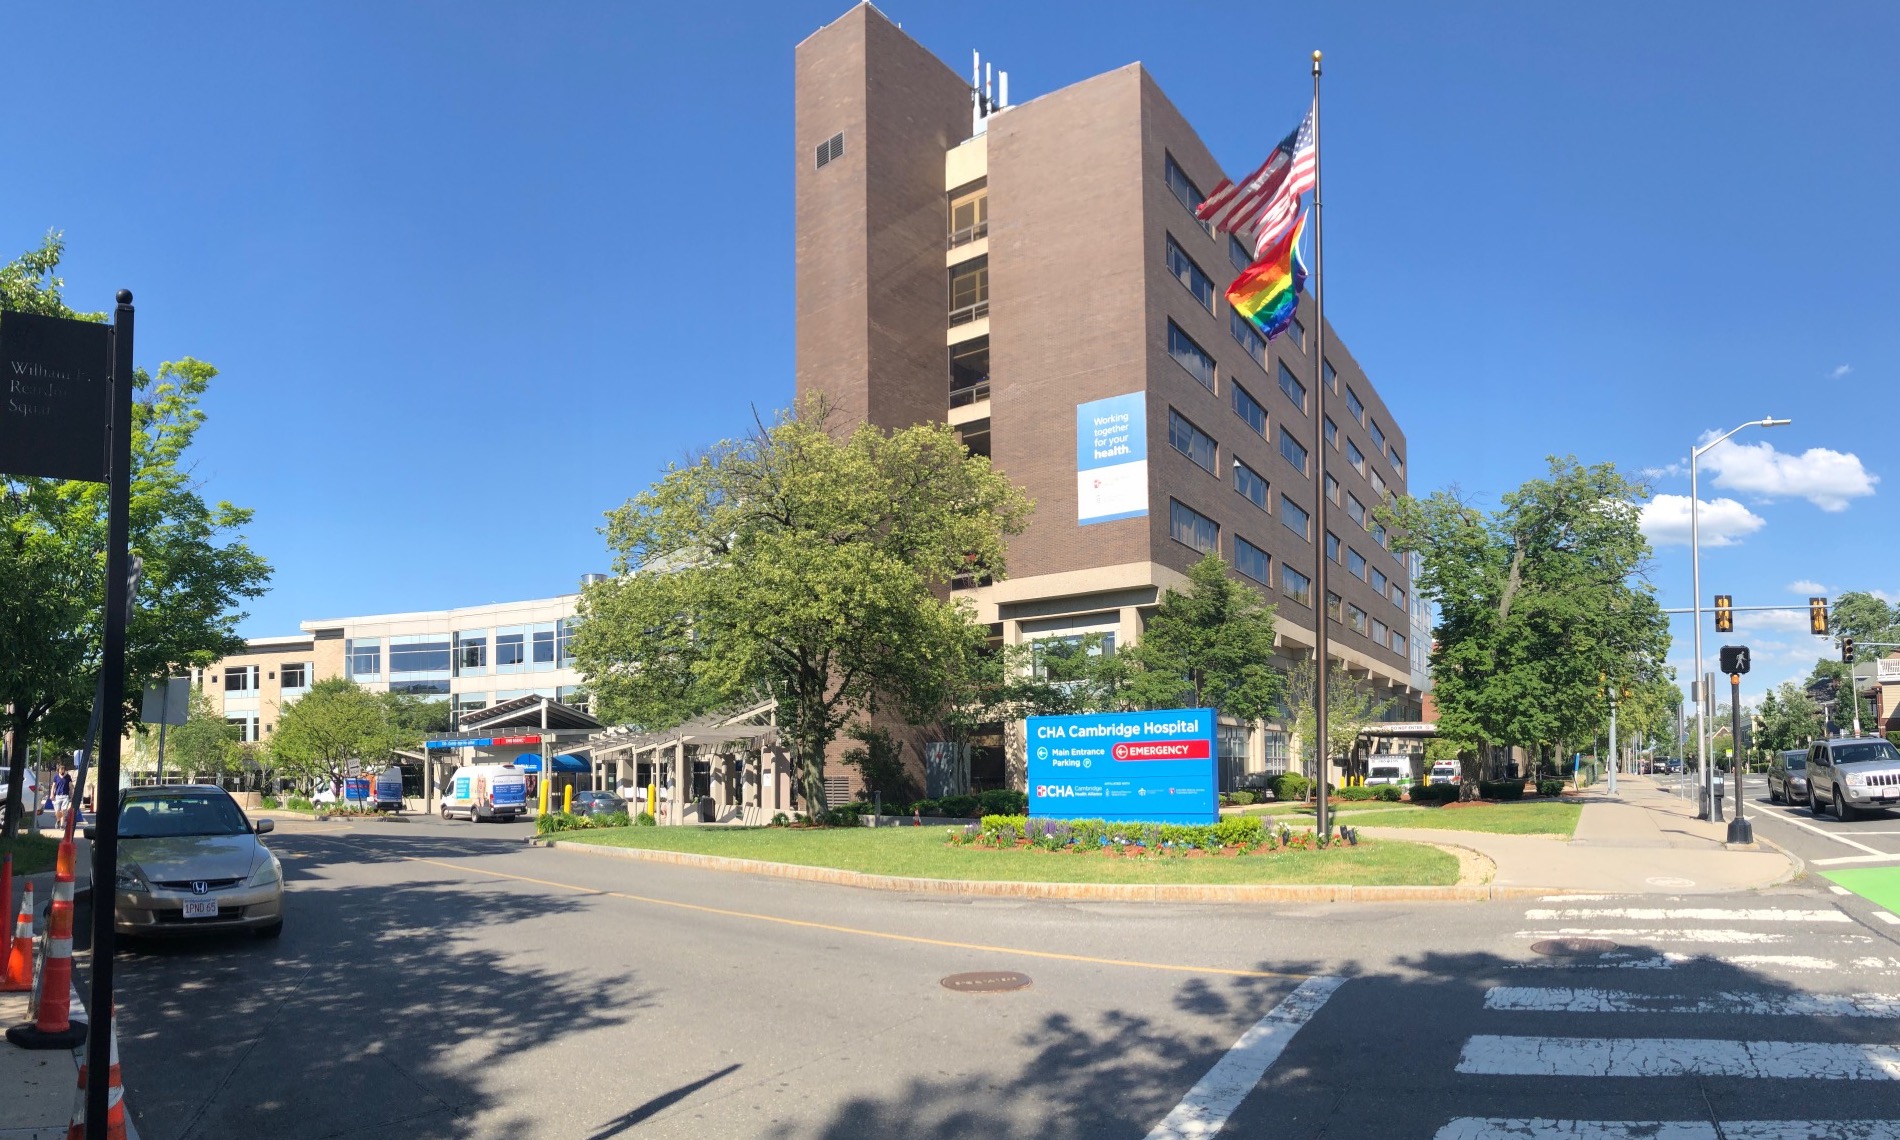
[546,838,1575,903]
[1753,830,1807,887]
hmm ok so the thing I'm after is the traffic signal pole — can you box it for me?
[1726,672,1752,845]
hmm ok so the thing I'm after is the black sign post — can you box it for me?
[1719,644,1753,847]
[85,292,135,1140]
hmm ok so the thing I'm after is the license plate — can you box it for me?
[181,900,218,919]
[1878,789,1898,801]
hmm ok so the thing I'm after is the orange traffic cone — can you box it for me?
[0,883,34,992]
[6,839,85,1049]
[67,1003,126,1140]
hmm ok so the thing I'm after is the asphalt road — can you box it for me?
[1660,770,1900,869]
[95,813,1900,1140]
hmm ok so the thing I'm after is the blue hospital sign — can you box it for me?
[1075,392,1148,525]
[1026,708,1218,824]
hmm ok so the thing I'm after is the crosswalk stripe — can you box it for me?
[1832,885,1856,895]
[1484,986,1900,1017]
[1143,975,1343,1139]
[1455,1035,1900,1078]
[1507,952,1900,972]
[1876,911,1900,926]
[1522,908,1850,923]
[1516,927,1794,944]
[1436,1119,1900,1139]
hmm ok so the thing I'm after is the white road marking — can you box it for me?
[1506,952,1900,973]
[1538,894,1623,902]
[1877,912,1900,926]
[1455,1035,1900,1078]
[1143,975,1343,1139]
[1484,986,1900,1017]
[1814,854,1900,866]
[1435,1120,1900,1140]
[1833,885,1856,895]
[1523,908,1849,924]
[1516,928,1790,944]
[1761,808,1888,854]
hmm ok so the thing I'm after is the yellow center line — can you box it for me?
[408,856,1305,980]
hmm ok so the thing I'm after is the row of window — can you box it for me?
[1325,592,1410,656]
[347,622,577,681]
[217,663,309,692]
[1167,408,1314,538]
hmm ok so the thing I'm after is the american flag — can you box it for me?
[1194,102,1316,256]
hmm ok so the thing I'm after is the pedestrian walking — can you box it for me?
[51,768,72,821]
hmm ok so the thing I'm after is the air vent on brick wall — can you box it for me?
[814,132,844,169]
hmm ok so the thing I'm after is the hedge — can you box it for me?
[1267,773,1313,803]
[905,789,1026,819]
[967,814,1270,852]
[1536,778,1567,797]
[1478,779,1527,802]
[1410,783,1460,805]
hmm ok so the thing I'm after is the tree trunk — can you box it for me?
[2,713,26,842]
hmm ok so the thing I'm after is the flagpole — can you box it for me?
[1308,49,1331,842]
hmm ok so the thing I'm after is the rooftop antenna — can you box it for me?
[999,70,1009,109]
[972,50,985,134]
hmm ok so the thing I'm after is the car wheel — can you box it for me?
[254,919,284,939]
[1835,786,1857,823]
[1767,780,1781,804]
[1810,785,1826,815]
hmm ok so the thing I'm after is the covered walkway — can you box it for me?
[586,701,796,825]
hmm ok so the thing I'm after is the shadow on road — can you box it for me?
[108,827,653,1140]
[583,1063,742,1139]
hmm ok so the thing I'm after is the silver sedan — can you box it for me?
[101,785,284,939]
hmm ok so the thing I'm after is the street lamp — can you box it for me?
[1690,416,1789,823]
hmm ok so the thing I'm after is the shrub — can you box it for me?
[936,795,980,819]
[1373,785,1404,802]
[1334,785,1376,801]
[1479,780,1526,802]
[769,812,790,827]
[824,806,862,827]
[842,723,920,807]
[1536,778,1567,797]
[908,799,941,817]
[978,789,1027,816]
[1212,816,1265,848]
[1410,783,1460,806]
[259,796,280,810]
[1267,773,1312,803]
[636,811,658,826]
[980,814,1029,833]
[286,795,313,812]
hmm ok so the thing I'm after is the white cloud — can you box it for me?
[1735,610,1814,635]
[1640,494,1766,547]
[1641,461,1687,480]
[1874,588,1900,605]
[1786,579,1828,594]
[1700,436,1879,512]
[1831,364,1852,379]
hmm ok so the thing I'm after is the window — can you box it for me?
[1371,520,1388,547]
[1278,427,1308,473]
[454,631,488,676]
[531,623,557,670]
[1280,495,1310,539]
[1287,316,1305,351]
[1371,567,1389,595]
[1344,385,1365,423]
[1325,473,1339,503]
[1277,362,1307,413]
[1169,409,1217,475]
[1372,619,1389,645]
[949,187,988,248]
[1346,603,1369,634]
[453,693,489,715]
[226,716,257,744]
[557,618,578,667]
[224,666,252,692]
[1369,418,1387,454]
[1229,234,1252,274]
[280,662,307,689]
[1347,438,1367,475]
[346,639,381,680]
[1167,236,1215,312]
[1030,634,1117,684]
[1347,494,1366,526]
[1170,499,1219,553]
[495,627,527,672]
[1369,468,1388,498]
[813,131,844,169]
[951,336,991,406]
[1323,358,1337,391]
[1164,154,1212,234]
[389,635,451,675]
[1167,321,1216,390]
[1347,547,1367,579]
[1281,564,1312,606]
[1326,591,1342,621]
[1392,585,1407,609]
[949,258,989,324]
[1326,531,1340,562]
[1324,417,1337,447]
[1234,460,1268,510]
[389,678,450,696]
[1236,536,1271,584]
[1390,450,1404,476]
[1392,630,1408,655]
[557,685,592,712]
[1230,382,1265,436]
[1230,310,1267,368]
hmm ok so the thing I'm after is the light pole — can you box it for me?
[1690,416,1789,821]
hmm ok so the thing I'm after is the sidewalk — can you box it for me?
[1354,774,1798,895]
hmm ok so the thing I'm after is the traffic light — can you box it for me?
[1714,594,1734,633]
[1842,637,1855,663]
[1810,596,1829,636]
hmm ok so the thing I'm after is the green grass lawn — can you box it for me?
[1,833,64,876]
[1242,801,1406,817]
[558,825,1459,886]
[1335,801,1582,836]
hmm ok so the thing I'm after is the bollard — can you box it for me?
[1,884,34,992]
[562,785,572,814]
[66,1002,126,1140]
[6,837,86,1049]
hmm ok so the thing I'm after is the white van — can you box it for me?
[372,765,406,812]
[1365,761,1413,787]
[440,764,531,822]
[1429,763,1459,785]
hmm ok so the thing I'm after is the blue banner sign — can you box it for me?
[1075,392,1148,525]
[1026,708,1217,824]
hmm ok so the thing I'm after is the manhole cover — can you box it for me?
[941,971,1032,993]
[1530,937,1619,956]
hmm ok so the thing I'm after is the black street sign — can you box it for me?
[1719,644,1751,675]
[0,310,112,483]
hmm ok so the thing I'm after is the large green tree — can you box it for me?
[1755,681,1823,756]
[571,401,1032,814]
[1116,553,1284,721]
[267,679,401,791]
[1,233,271,837]
[1831,591,1899,660]
[1280,658,1397,781]
[1382,457,1671,777]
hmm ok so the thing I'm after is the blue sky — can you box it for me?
[4,1,1892,707]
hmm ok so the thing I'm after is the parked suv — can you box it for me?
[1766,749,1810,805]
[1806,737,1900,821]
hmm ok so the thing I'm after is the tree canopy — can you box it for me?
[268,679,406,788]
[1,233,271,836]
[1117,553,1284,722]
[571,400,1032,813]
[1382,456,1671,771]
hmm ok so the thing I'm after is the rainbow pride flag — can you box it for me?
[1227,209,1309,341]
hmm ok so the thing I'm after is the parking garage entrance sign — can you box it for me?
[1026,708,1217,824]
[0,309,112,483]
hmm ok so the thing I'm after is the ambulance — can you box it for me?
[440,763,531,822]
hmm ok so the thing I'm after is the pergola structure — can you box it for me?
[420,695,604,814]
[585,700,795,825]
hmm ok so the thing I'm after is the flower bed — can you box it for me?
[949,814,1362,856]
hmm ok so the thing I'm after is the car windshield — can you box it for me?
[1783,755,1806,770]
[1832,741,1900,767]
[119,793,251,839]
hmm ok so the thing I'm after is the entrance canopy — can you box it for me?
[457,695,603,734]
[512,753,589,774]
